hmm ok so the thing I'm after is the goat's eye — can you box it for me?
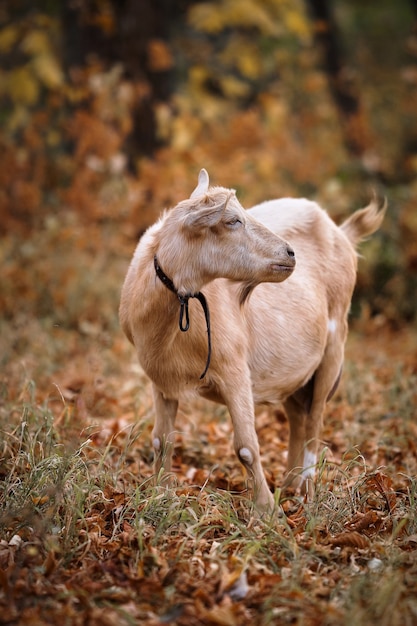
[226,217,242,227]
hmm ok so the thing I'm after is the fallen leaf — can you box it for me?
[329,532,370,549]
[366,472,397,512]
[345,510,382,534]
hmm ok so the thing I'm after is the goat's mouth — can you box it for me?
[270,263,295,273]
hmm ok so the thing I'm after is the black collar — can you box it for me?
[154,255,212,379]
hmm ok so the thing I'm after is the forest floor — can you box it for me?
[1,304,416,625]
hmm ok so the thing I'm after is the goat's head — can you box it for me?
[159,169,296,299]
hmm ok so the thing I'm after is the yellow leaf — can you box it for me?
[31,494,50,506]
[220,75,250,99]
[46,129,61,147]
[220,39,262,79]
[188,3,224,33]
[189,65,210,89]
[171,116,202,151]
[21,30,50,55]
[7,66,39,105]
[284,9,311,41]
[189,0,279,36]
[223,0,278,35]
[32,53,63,88]
[236,50,262,80]
[0,25,19,53]
[7,104,30,132]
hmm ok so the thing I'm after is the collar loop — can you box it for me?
[154,256,211,379]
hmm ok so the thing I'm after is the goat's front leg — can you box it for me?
[151,384,178,480]
[220,373,274,513]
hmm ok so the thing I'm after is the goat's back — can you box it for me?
[248,198,343,245]
[248,198,357,292]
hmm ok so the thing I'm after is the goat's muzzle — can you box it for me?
[270,244,295,282]
[270,245,296,274]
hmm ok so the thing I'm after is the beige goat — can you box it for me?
[119,169,385,512]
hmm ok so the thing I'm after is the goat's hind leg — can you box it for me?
[151,384,179,481]
[303,327,345,497]
[282,392,308,493]
[283,340,344,497]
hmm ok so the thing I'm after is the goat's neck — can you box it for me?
[132,247,211,375]
[154,253,212,379]
[155,242,209,297]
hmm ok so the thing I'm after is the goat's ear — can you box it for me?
[190,168,209,198]
[183,200,226,230]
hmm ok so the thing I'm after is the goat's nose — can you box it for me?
[286,245,295,259]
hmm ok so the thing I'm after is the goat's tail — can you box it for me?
[341,196,386,247]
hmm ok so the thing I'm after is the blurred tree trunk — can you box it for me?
[404,0,417,177]
[61,0,191,164]
[307,0,369,157]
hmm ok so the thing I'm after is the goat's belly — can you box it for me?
[250,355,322,406]
[247,302,328,405]
[251,373,316,405]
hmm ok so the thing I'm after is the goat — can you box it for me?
[119,169,385,512]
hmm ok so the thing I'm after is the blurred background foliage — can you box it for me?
[0,0,416,332]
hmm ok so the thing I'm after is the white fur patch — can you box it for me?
[328,319,337,334]
[228,571,249,600]
[302,450,317,481]
[239,447,253,465]
[153,437,161,450]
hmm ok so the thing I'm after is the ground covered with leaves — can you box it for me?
[1,305,416,625]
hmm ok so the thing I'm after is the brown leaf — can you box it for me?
[366,472,397,512]
[329,531,370,549]
[0,568,10,595]
[201,599,239,626]
[43,550,58,576]
[345,510,382,534]
[399,534,417,551]
[147,39,173,72]
[286,504,308,533]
